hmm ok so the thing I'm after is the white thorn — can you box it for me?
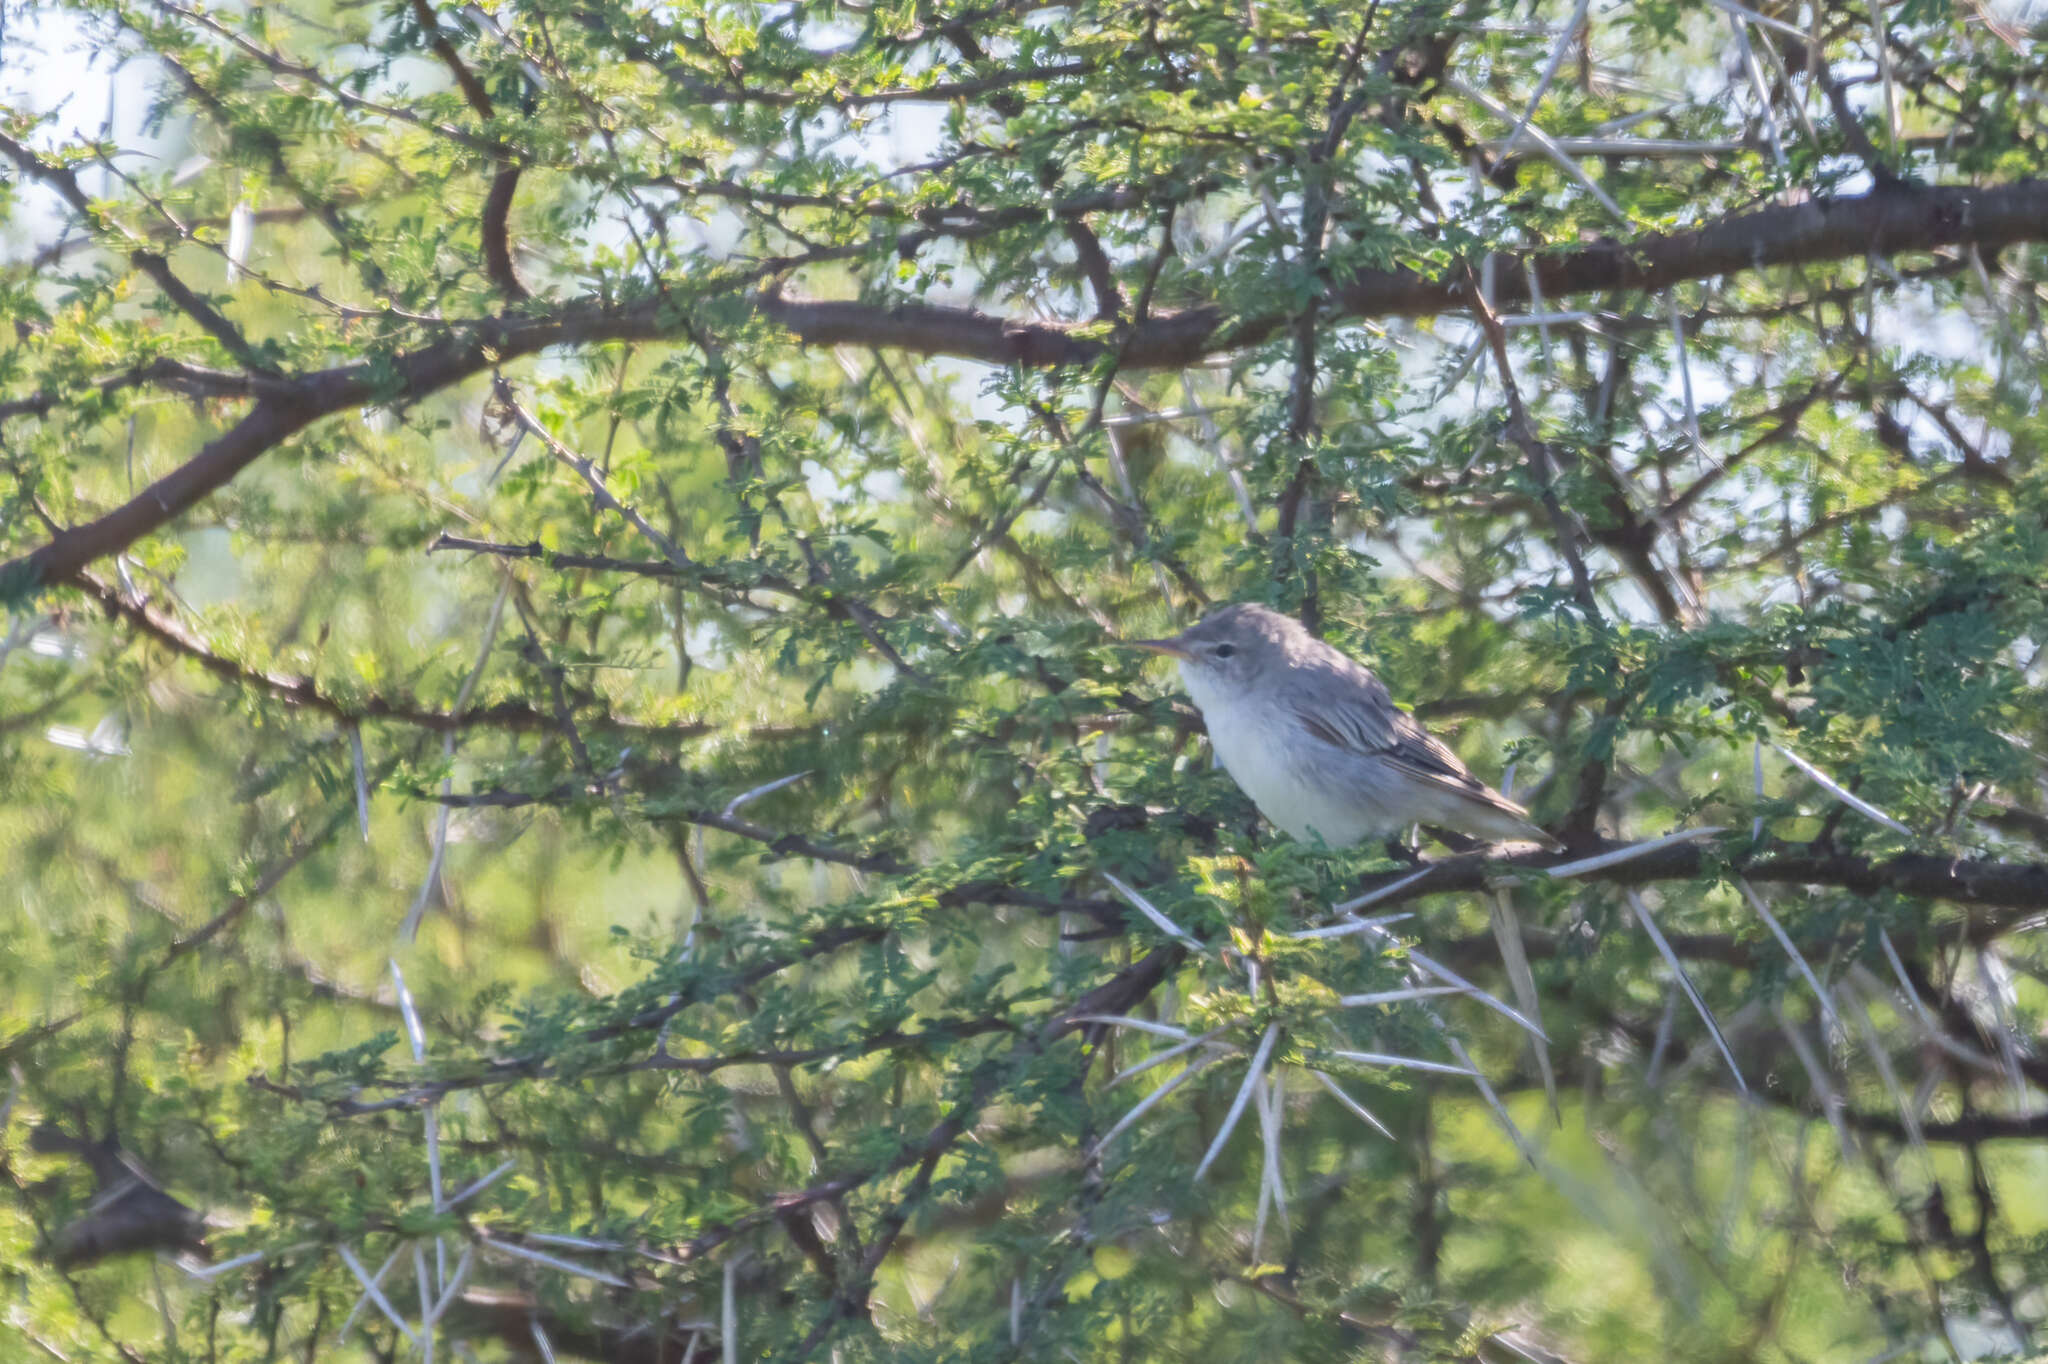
[1336,986,1469,1008]
[1100,873,1203,951]
[1332,865,1436,914]
[1091,1050,1223,1157]
[388,959,428,1063]
[337,1245,419,1345]
[1322,1048,1479,1077]
[1069,1014,1190,1041]
[444,1159,517,1209]
[1309,1068,1394,1138]
[1285,911,1415,940]
[1626,891,1747,1094]
[1545,827,1729,879]
[1194,1022,1280,1182]
[479,1236,632,1288]
[1772,745,1913,836]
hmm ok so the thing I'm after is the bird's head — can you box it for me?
[1118,602,1303,705]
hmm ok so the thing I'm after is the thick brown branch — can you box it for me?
[8,178,2047,594]
[401,0,528,299]
[408,0,494,116]
[11,399,318,592]
[1063,220,1123,320]
[1348,837,2048,917]
[480,166,528,299]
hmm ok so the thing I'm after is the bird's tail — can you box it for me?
[1454,796,1565,853]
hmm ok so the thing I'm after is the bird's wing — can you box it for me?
[1284,663,1531,817]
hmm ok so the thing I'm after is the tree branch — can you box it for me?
[8,178,2047,594]
[403,0,529,299]
[72,569,723,739]
[1348,837,2048,917]
[0,132,272,374]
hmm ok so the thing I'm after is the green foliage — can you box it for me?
[2,0,2047,1359]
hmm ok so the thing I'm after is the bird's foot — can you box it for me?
[1382,837,1423,867]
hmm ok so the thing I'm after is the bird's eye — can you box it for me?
[1213,644,1236,659]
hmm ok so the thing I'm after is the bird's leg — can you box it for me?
[1383,834,1423,867]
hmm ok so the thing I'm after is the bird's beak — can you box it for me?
[1117,637,1194,661]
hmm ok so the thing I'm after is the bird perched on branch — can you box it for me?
[1123,602,1561,853]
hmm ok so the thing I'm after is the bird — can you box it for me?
[1122,602,1561,853]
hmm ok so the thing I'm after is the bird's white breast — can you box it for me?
[1180,663,1379,846]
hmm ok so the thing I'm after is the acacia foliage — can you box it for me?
[2,0,2047,1358]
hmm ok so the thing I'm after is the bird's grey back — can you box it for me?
[1194,604,1516,810]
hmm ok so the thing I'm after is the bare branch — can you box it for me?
[73,570,721,739]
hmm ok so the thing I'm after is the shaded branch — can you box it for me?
[25,1126,209,1267]
[1465,268,1609,626]
[441,1288,711,1364]
[1064,219,1123,320]
[666,945,1177,1271]
[72,569,725,739]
